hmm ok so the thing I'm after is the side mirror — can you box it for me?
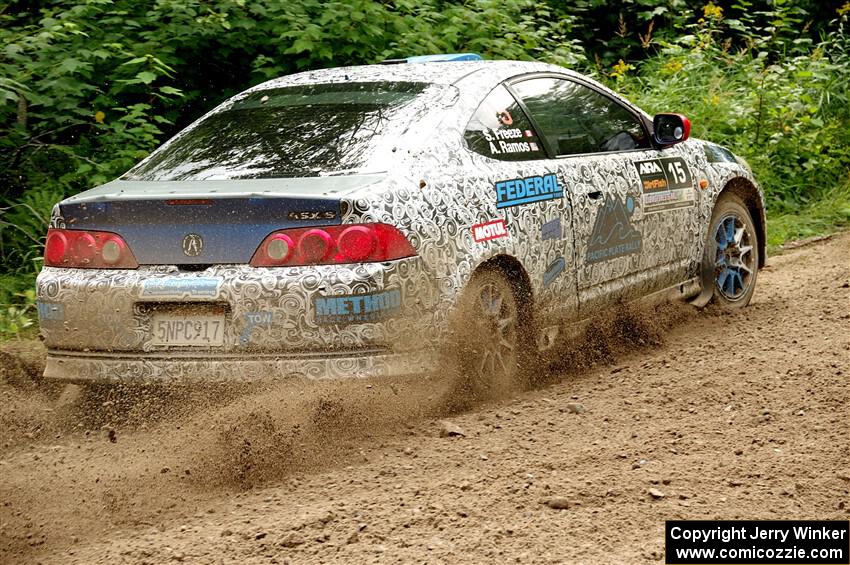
[653,113,691,146]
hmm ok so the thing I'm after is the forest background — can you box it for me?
[1,0,848,336]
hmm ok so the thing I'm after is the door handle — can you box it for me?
[587,190,603,200]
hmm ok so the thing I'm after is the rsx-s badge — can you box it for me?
[182,233,203,256]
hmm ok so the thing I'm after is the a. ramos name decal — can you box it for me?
[471,219,508,243]
[313,288,402,325]
[495,174,564,209]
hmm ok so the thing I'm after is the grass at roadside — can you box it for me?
[767,181,850,252]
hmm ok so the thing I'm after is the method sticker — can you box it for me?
[472,219,508,243]
[634,156,695,213]
[313,288,401,326]
[586,196,642,264]
[141,277,222,299]
[495,174,564,209]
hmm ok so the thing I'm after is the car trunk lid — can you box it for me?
[57,176,383,265]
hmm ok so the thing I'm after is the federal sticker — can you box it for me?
[313,288,402,326]
[141,277,222,298]
[472,219,508,243]
[634,156,695,213]
[495,174,564,209]
[586,195,642,264]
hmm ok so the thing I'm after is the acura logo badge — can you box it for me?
[182,233,203,257]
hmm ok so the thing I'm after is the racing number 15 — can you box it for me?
[667,160,687,184]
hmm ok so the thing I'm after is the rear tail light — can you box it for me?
[43,228,139,269]
[251,223,416,267]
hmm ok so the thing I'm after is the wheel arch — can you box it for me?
[716,177,766,268]
[475,254,534,327]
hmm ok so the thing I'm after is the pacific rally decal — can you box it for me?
[586,195,642,264]
[313,288,402,325]
[634,156,695,213]
[495,174,564,209]
[471,219,508,243]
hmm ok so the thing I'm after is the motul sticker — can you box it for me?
[472,219,508,243]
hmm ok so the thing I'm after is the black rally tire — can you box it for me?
[703,194,760,308]
[452,268,533,400]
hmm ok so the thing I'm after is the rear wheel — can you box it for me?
[704,195,759,308]
[453,269,530,399]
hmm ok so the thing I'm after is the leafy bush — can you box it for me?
[0,0,848,339]
[614,3,850,216]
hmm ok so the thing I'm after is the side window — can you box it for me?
[512,77,649,156]
[464,84,547,161]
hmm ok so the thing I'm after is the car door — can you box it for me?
[509,75,698,312]
[461,83,579,326]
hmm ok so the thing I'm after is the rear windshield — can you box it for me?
[125,82,430,180]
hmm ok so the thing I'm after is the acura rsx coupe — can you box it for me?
[36,54,764,389]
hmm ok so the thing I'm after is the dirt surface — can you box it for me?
[1,233,848,564]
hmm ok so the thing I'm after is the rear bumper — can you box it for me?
[44,348,439,383]
[37,257,447,382]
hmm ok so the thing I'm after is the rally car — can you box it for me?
[36,54,764,389]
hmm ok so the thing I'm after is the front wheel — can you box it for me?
[704,195,760,308]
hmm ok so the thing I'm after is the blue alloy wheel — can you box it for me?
[713,213,755,301]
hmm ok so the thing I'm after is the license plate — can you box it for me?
[151,311,225,346]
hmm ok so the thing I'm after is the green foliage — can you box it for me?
[1,0,848,339]
[613,4,850,216]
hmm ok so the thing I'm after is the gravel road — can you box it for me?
[1,232,848,564]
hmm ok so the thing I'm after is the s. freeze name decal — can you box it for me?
[495,174,564,209]
[472,219,508,243]
[313,288,401,325]
[482,126,541,155]
[634,156,695,213]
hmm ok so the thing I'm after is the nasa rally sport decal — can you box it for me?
[586,195,642,264]
[634,156,695,213]
[495,173,564,209]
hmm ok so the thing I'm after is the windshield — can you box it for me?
[125,82,432,180]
